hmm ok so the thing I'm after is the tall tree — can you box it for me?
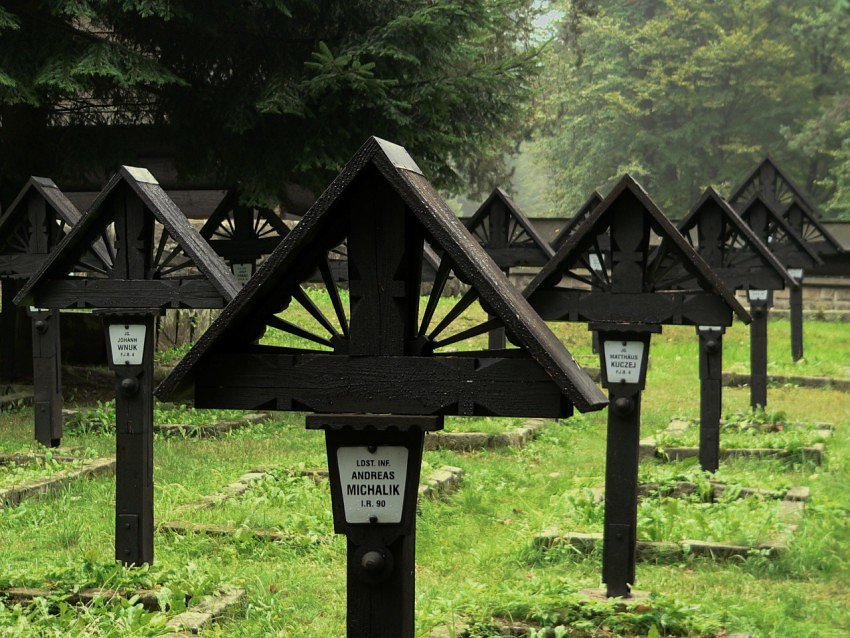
[536,0,847,217]
[0,1,541,207]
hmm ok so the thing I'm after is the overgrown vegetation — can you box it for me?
[0,298,847,635]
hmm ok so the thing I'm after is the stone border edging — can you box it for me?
[0,384,34,409]
[0,584,245,635]
[425,419,549,451]
[640,419,832,465]
[160,464,465,542]
[162,587,246,636]
[591,481,809,504]
[722,371,850,392]
[0,456,115,508]
[534,498,804,563]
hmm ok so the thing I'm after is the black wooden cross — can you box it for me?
[199,189,289,286]
[551,191,603,252]
[158,137,606,638]
[524,175,749,599]
[664,188,796,471]
[461,188,554,348]
[552,191,605,353]
[0,178,111,446]
[16,166,239,566]
[729,157,842,360]
[733,194,821,404]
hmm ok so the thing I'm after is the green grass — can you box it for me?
[180,471,334,537]
[0,294,848,636]
[0,449,99,490]
[639,457,808,495]
[655,422,830,451]
[64,402,258,434]
[542,488,786,547]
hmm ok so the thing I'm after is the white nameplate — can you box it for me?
[109,324,146,365]
[603,340,644,384]
[588,254,603,272]
[337,446,408,524]
[788,268,803,280]
[748,289,768,301]
[232,262,254,286]
[698,325,723,332]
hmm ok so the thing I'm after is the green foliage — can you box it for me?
[535,0,850,217]
[556,489,785,546]
[0,0,542,203]
[0,448,97,490]
[63,400,253,436]
[654,418,829,452]
[465,592,727,636]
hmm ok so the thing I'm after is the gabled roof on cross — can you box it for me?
[199,188,290,256]
[0,177,80,238]
[524,175,749,324]
[156,136,607,413]
[735,194,822,268]
[729,156,817,213]
[551,191,604,252]
[783,199,843,255]
[0,177,111,277]
[674,187,797,289]
[728,157,842,256]
[15,166,240,309]
[464,187,554,264]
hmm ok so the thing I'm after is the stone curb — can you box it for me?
[163,587,246,635]
[424,419,549,451]
[0,389,34,409]
[535,491,805,562]
[419,466,464,500]
[158,520,319,544]
[0,585,245,635]
[722,371,850,392]
[161,464,464,542]
[641,437,827,465]
[428,616,752,637]
[0,586,160,610]
[592,482,809,503]
[534,531,790,561]
[640,419,832,465]
[0,456,116,508]
[0,446,86,465]
[154,413,270,438]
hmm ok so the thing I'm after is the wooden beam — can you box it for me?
[32,279,228,309]
[530,289,734,326]
[193,352,575,418]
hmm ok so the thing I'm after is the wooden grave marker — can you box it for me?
[733,194,821,406]
[157,136,606,638]
[15,166,239,566]
[0,178,110,446]
[665,188,796,471]
[524,175,749,598]
[728,157,841,360]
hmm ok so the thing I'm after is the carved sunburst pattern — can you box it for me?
[257,237,507,355]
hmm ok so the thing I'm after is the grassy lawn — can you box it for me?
[543,487,788,546]
[0,293,847,636]
[654,423,831,451]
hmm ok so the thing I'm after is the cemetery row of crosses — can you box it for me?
[0,139,845,636]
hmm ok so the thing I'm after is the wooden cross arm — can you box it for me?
[190,352,576,418]
[529,289,735,326]
[19,278,229,310]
